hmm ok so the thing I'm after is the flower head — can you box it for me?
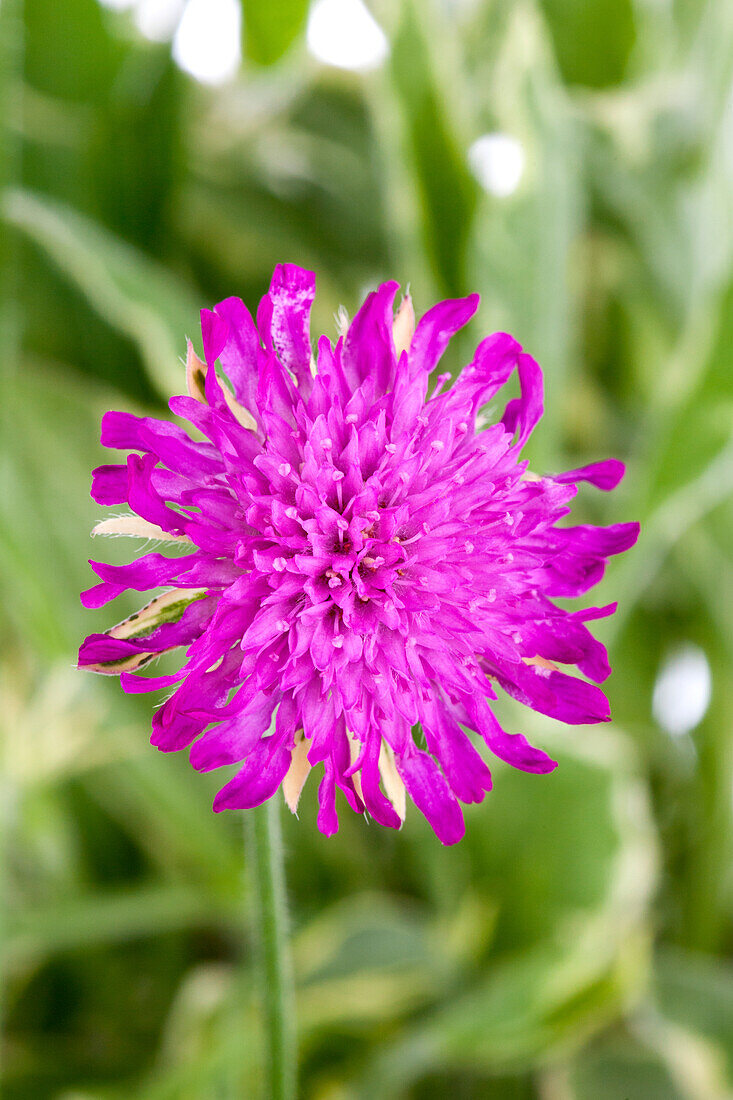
[79,265,638,844]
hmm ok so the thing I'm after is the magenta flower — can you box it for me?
[79,265,638,844]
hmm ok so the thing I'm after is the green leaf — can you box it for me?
[3,189,200,398]
[357,728,658,1094]
[549,1034,688,1100]
[655,949,733,1083]
[241,0,309,67]
[294,893,448,1028]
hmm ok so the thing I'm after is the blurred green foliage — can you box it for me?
[1,0,732,1096]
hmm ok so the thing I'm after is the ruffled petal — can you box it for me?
[256,264,316,395]
[421,698,493,803]
[342,280,400,393]
[462,695,557,774]
[448,331,521,417]
[81,551,199,608]
[190,694,275,772]
[396,747,465,845]
[212,734,293,811]
[408,294,480,378]
[354,728,403,830]
[212,296,262,419]
[91,464,128,505]
[501,352,544,447]
[555,459,626,492]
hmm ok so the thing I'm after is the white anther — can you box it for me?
[332,470,345,481]
[504,512,514,525]
[431,439,445,451]
[464,541,474,553]
[488,589,497,603]
[328,576,342,588]
[457,421,468,433]
[273,556,287,572]
[512,632,522,644]
[345,413,358,424]
[285,506,298,519]
[417,415,428,427]
[275,619,289,633]
[385,443,397,453]
[332,636,344,648]
[507,552,515,562]
[278,462,291,477]
[322,437,333,449]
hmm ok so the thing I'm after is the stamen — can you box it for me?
[273,557,287,572]
[278,462,291,477]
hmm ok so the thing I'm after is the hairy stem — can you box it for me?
[246,800,297,1100]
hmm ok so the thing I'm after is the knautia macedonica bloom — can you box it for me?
[79,265,638,844]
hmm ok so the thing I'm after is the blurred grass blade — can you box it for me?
[2,188,200,397]
[0,362,110,654]
[538,0,636,88]
[7,884,239,975]
[390,0,478,296]
[241,0,309,66]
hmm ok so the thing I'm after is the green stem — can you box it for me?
[246,799,296,1100]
